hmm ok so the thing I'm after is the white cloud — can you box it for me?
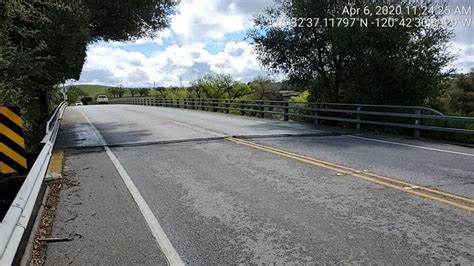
[449,42,474,73]
[105,29,173,46]
[101,0,273,46]
[76,41,267,87]
[74,0,472,87]
[169,0,273,44]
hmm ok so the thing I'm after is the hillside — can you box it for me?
[74,84,111,97]
[67,84,164,99]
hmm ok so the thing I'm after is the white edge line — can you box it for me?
[348,135,474,157]
[78,109,184,266]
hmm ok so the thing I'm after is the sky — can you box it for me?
[70,0,474,88]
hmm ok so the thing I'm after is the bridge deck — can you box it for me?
[44,105,473,264]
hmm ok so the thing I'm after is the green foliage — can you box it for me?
[138,88,150,96]
[85,0,176,41]
[248,77,281,100]
[158,88,189,99]
[129,88,138,97]
[107,87,127,98]
[290,90,309,103]
[430,70,474,115]
[151,75,284,101]
[190,74,252,99]
[66,86,87,103]
[449,71,474,115]
[81,96,93,105]
[250,0,454,105]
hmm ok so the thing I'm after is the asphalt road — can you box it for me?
[46,104,474,264]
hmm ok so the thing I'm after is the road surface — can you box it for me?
[45,104,474,264]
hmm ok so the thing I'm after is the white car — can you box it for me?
[96,95,109,104]
[75,101,83,106]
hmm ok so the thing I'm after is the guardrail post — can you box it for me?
[225,99,230,114]
[259,101,264,118]
[184,98,188,109]
[239,101,245,116]
[283,101,289,121]
[356,106,361,130]
[213,99,218,112]
[314,104,319,125]
[415,108,421,138]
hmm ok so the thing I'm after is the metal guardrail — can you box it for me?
[0,101,67,265]
[111,97,474,137]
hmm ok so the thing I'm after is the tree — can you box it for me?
[106,87,126,98]
[431,70,474,115]
[228,83,251,100]
[449,71,474,114]
[250,0,454,105]
[155,86,167,98]
[116,87,126,98]
[107,87,119,98]
[249,77,281,100]
[85,0,175,41]
[129,88,138,97]
[138,88,150,96]
[66,86,87,103]
[0,1,80,146]
[190,74,251,99]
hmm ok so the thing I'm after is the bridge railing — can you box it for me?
[0,101,68,265]
[110,97,474,137]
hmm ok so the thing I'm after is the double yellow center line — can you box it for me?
[227,137,474,212]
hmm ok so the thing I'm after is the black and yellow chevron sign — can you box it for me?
[0,106,27,176]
